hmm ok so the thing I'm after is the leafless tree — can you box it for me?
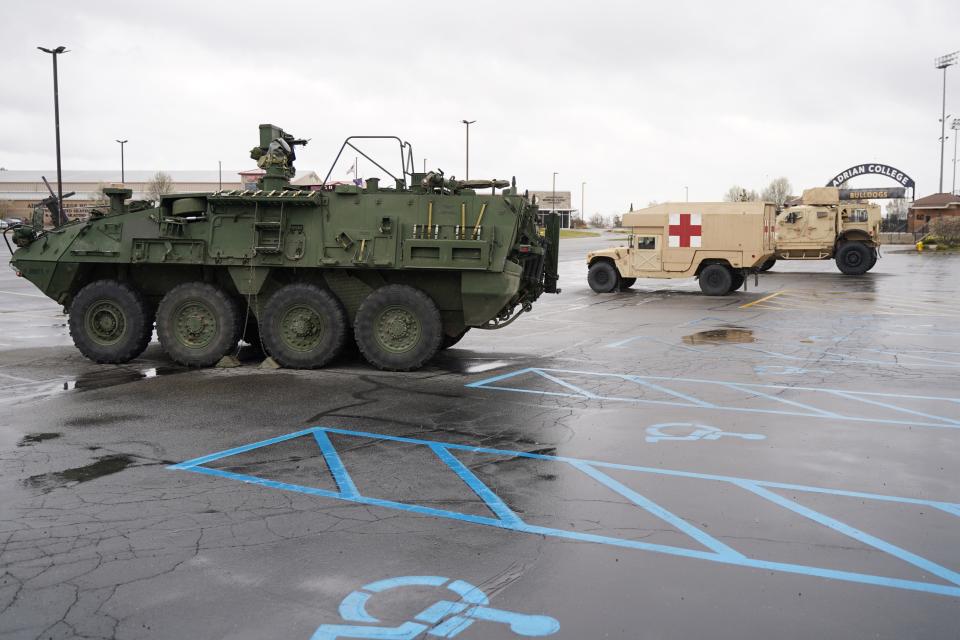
[147,171,174,203]
[589,213,606,228]
[761,177,793,209]
[885,198,909,218]
[929,217,960,245]
[611,214,622,228]
[724,185,759,202]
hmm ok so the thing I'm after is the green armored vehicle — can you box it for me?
[7,125,560,371]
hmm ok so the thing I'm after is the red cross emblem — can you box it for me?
[668,213,702,248]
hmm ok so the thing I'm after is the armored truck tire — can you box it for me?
[354,284,443,371]
[835,242,872,275]
[441,328,470,350]
[619,277,637,290]
[730,271,745,291]
[866,249,878,272]
[758,257,776,272]
[699,264,734,296]
[260,283,348,369]
[68,280,154,364]
[588,261,620,293]
[156,282,242,367]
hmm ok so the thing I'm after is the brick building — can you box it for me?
[907,193,960,232]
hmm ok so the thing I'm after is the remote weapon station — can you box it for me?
[6,125,560,371]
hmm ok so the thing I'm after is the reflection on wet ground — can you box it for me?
[23,454,135,492]
[17,432,61,446]
[64,366,187,391]
[682,328,755,345]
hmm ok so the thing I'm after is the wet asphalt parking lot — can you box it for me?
[1,238,959,639]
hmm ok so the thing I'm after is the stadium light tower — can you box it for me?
[116,139,128,182]
[461,119,476,180]
[952,118,960,195]
[935,51,958,193]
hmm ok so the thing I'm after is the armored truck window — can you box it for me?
[634,236,656,250]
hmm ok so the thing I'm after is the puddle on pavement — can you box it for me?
[18,432,61,446]
[24,454,136,492]
[63,366,187,391]
[682,328,755,345]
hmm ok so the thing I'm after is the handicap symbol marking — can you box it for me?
[312,575,560,639]
[645,423,766,443]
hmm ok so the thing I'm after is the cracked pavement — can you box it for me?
[1,240,958,639]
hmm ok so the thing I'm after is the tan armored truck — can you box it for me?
[586,202,776,296]
[759,187,881,275]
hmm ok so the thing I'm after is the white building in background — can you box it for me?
[0,170,242,220]
[526,190,577,229]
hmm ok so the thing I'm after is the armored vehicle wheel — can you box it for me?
[619,277,637,290]
[441,328,470,350]
[758,257,776,272]
[588,261,619,293]
[730,271,745,291]
[699,264,734,296]
[260,283,348,369]
[68,280,153,364]
[354,285,442,371]
[835,242,871,275]
[156,283,241,367]
[866,249,878,272]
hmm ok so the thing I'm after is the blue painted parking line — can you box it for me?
[465,367,960,429]
[171,427,960,598]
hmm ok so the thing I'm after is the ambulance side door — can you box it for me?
[629,234,662,272]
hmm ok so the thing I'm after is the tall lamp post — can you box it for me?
[552,172,558,226]
[115,139,128,182]
[461,119,476,179]
[935,51,958,193]
[38,45,68,225]
[581,181,586,226]
[952,118,960,195]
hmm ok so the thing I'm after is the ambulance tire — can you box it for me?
[618,278,637,290]
[835,242,872,275]
[588,261,620,293]
[758,257,776,272]
[699,264,734,296]
[730,271,745,291]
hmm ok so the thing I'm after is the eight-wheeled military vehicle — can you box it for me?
[586,202,776,295]
[759,187,881,275]
[6,125,560,371]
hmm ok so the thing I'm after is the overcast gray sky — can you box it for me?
[2,0,958,215]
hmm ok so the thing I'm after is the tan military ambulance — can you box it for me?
[586,202,776,296]
[759,187,881,275]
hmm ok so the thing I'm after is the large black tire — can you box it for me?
[758,257,776,272]
[354,285,442,371]
[156,282,241,367]
[68,280,153,364]
[441,328,470,350]
[260,283,348,369]
[619,277,637,290]
[699,264,734,296]
[835,243,872,275]
[588,261,619,293]
[730,271,745,291]
[866,249,878,272]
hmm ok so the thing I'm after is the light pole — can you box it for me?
[218,160,222,191]
[581,181,586,226]
[461,119,475,179]
[935,51,958,193]
[552,171,558,226]
[115,139,127,182]
[951,118,960,195]
[684,186,689,202]
[38,45,68,225]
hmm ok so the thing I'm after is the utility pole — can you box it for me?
[462,120,476,179]
[952,118,960,195]
[581,181,586,226]
[218,160,222,191]
[552,171,558,226]
[116,139,128,182]
[935,52,958,193]
[38,45,68,225]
